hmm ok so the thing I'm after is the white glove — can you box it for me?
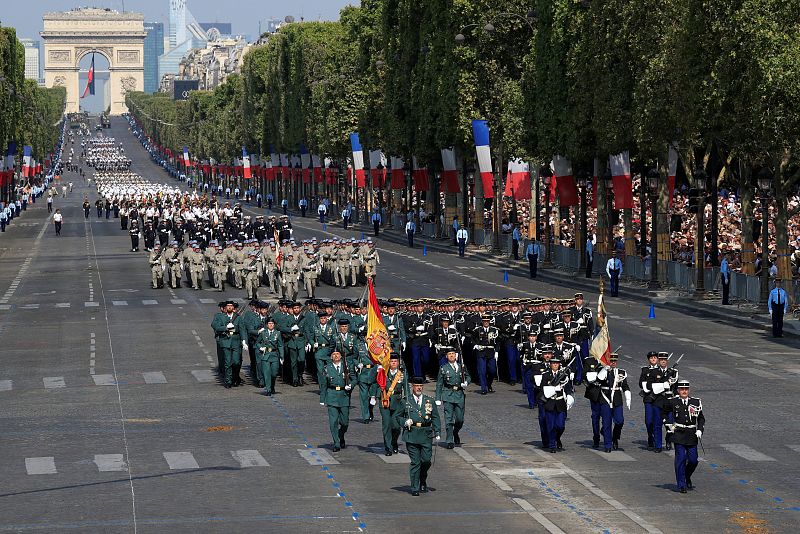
[597,368,608,381]
[242,341,248,350]
[428,340,433,347]
[624,390,631,410]
[554,385,562,392]
[388,325,396,331]
[305,344,311,352]
[662,381,671,390]
[696,430,702,439]
[435,400,442,406]
[313,342,319,349]
[226,322,235,330]
[435,435,441,441]
[369,397,376,406]
[359,326,366,333]
[405,418,413,428]
[566,395,575,410]
[291,324,300,331]
[494,352,499,361]
[461,382,468,388]
[401,342,407,351]
[534,375,543,387]
[357,363,364,371]
[585,371,598,383]
[415,325,425,332]
[320,402,325,406]
[279,357,284,364]
[257,327,265,334]
[259,347,266,353]
[344,384,352,391]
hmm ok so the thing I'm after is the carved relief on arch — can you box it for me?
[120,76,137,97]
[117,50,140,64]
[74,47,113,66]
[53,76,67,87]
[49,50,71,63]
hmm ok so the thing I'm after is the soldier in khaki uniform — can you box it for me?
[189,244,206,290]
[363,241,380,284]
[211,245,229,291]
[348,242,362,286]
[400,377,442,495]
[303,250,320,298]
[435,348,471,449]
[231,242,247,289]
[281,252,300,301]
[244,251,262,300]
[335,243,350,288]
[148,244,166,289]
[165,242,182,289]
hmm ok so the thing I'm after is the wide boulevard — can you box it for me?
[0,117,798,533]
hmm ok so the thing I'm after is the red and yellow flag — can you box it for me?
[365,279,391,388]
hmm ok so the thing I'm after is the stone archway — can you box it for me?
[41,7,145,115]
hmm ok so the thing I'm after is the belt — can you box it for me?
[450,385,463,391]
[333,386,343,391]
[413,422,431,427]
[673,423,696,429]
[364,364,373,369]
[293,333,302,337]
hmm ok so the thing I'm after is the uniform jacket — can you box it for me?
[399,393,442,445]
[538,369,573,412]
[664,396,705,446]
[435,362,471,404]
[320,361,356,407]
[255,328,284,361]
[211,312,243,347]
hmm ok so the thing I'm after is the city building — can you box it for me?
[175,37,252,91]
[143,22,164,94]
[160,0,207,79]
[20,39,43,84]
[199,22,233,39]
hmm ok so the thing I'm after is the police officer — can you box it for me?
[663,379,705,493]
[539,355,574,453]
[583,354,606,449]
[655,352,678,450]
[596,353,631,452]
[606,250,622,297]
[519,328,541,409]
[640,351,671,452]
[471,315,499,395]
[401,376,441,496]
[435,347,470,449]
[320,350,356,452]
[768,278,789,337]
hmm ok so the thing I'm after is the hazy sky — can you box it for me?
[6,0,358,41]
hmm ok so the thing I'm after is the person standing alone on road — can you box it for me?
[47,193,53,213]
[53,209,63,236]
[406,219,416,248]
[456,225,469,257]
[526,240,541,278]
[768,278,789,337]
[511,224,521,260]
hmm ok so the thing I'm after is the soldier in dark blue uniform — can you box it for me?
[519,327,541,409]
[582,354,606,449]
[532,345,554,447]
[596,353,631,452]
[539,354,575,453]
[639,351,662,451]
[663,379,705,493]
[471,315,499,395]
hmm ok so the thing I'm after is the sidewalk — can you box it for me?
[328,215,800,339]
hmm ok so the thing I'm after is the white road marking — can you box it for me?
[657,331,675,336]
[676,337,693,342]
[92,374,117,386]
[749,358,768,365]
[298,448,339,465]
[43,376,66,389]
[170,299,187,305]
[142,299,158,305]
[163,451,199,470]
[738,368,785,379]
[112,300,128,306]
[724,351,744,358]
[0,305,11,310]
[191,370,215,382]
[231,450,269,468]
[452,447,477,463]
[720,444,776,462]
[142,371,167,384]
[84,301,100,307]
[55,303,71,308]
[20,304,39,309]
[588,449,636,461]
[511,498,566,534]
[477,466,513,491]
[786,445,800,453]
[94,454,127,472]
[199,298,217,304]
[698,344,721,351]
[25,457,57,475]
[0,379,12,391]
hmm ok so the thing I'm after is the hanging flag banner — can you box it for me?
[609,151,633,209]
[81,54,95,98]
[504,158,531,200]
[369,149,386,188]
[389,156,405,189]
[552,155,578,206]
[471,120,494,198]
[667,143,679,208]
[242,147,252,179]
[440,148,461,193]
[300,145,311,184]
[412,156,429,191]
[349,133,366,188]
[22,146,32,177]
[312,154,323,183]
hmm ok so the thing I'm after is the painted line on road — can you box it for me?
[738,368,785,380]
[720,444,776,462]
[231,450,269,468]
[163,451,199,470]
[94,454,127,472]
[43,376,66,389]
[298,448,339,465]
[676,337,693,342]
[512,498,567,534]
[142,371,167,384]
[191,369,215,382]
[698,343,721,351]
[0,379,12,392]
[92,374,116,386]
[724,351,744,359]
[25,457,57,475]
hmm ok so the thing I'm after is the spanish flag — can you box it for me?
[365,279,391,388]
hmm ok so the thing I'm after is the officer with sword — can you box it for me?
[596,352,631,452]
[663,379,705,493]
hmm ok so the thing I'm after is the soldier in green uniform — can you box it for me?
[380,354,407,456]
[382,300,407,355]
[400,377,442,496]
[240,300,266,386]
[281,302,309,387]
[334,319,358,369]
[255,316,284,395]
[311,312,336,385]
[354,338,378,423]
[320,350,356,452]
[210,300,245,388]
[435,347,471,449]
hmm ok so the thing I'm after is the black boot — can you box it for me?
[592,435,600,449]
[665,432,673,451]
[612,423,623,451]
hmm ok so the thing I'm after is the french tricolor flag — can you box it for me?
[242,147,252,179]
[183,147,192,168]
[609,151,633,209]
[5,141,17,172]
[504,158,530,200]
[471,120,494,198]
[350,133,366,188]
[440,148,461,193]
[300,145,311,184]
[312,154,323,183]
[551,155,578,206]
[390,156,405,189]
[22,146,32,177]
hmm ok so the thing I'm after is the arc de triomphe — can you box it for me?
[41,7,145,115]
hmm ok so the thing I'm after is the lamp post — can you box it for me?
[647,168,661,289]
[757,166,773,308]
[577,171,588,273]
[692,169,707,296]
[541,166,553,266]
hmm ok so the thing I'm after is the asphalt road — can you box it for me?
[0,117,797,533]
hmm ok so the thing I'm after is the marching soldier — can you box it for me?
[655,352,679,450]
[539,354,574,453]
[210,301,245,388]
[519,328,541,409]
[583,354,606,449]
[471,315,499,395]
[311,312,336,384]
[231,242,247,289]
[254,316,284,395]
[129,220,140,252]
[354,339,378,423]
[244,251,261,300]
[189,244,206,290]
[432,317,460,368]
[596,353,631,452]
[434,347,471,449]
[148,244,165,289]
[282,302,308,387]
[663,379,705,493]
[241,300,266,386]
[334,319,358,369]
[320,350,356,452]
[380,354,407,456]
[282,252,300,301]
[401,376,441,496]
[640,351,671,452]
[552,328,580,384]
[302,250,320,298]
[382,300,407,355]
[211,245,229,291]
[532,346,554,447]
[165,243,182,289]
